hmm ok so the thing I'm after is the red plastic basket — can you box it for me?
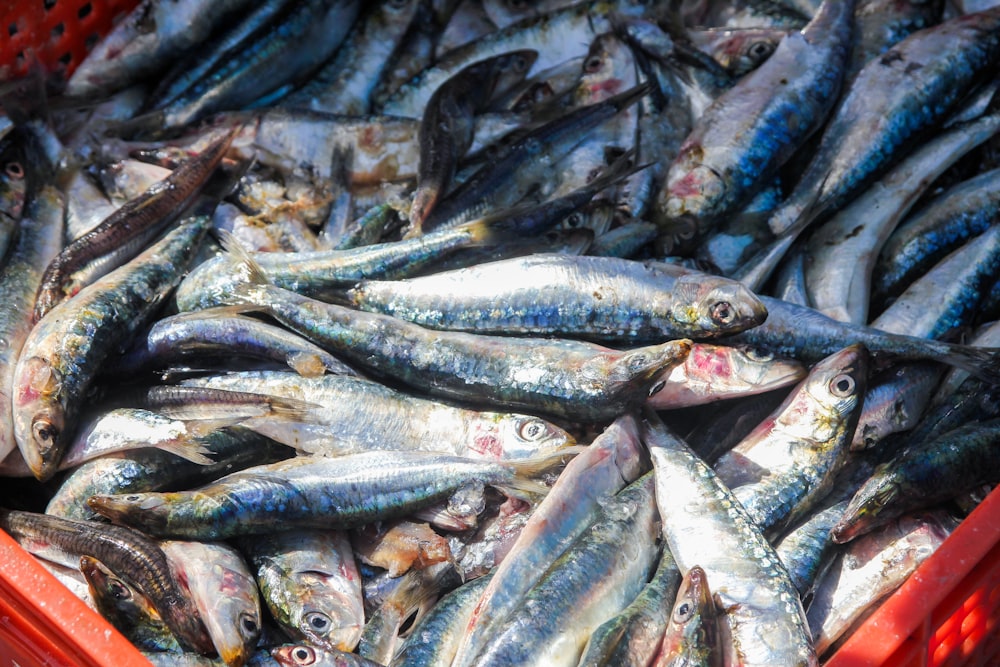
[0,0,140,81]
[0,2,999,666]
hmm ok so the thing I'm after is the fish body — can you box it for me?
[179,371,574,460]
[654,0,855,236]
[713,344,868,533]
[225,280,691,422]
[645,415,817,667]
[451,414,646,667]
[13,217,210,480]
[347,253,766,341]
[88,450,547,539]
[470,473,661,667]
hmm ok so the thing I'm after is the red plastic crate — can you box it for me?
[0,0,140,81]
[0,2,999,666]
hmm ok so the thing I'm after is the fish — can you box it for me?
[220,275,691,423]
[653,0,855,237]
[33,126,235,321]
[346,253,766,341]
[647,343,806,409]
[79,555,183,653]
[832,418,1000,543]
[644,412,817,667]
[712,344,867,534]
[238,530,364,652]
[177,370,576,460]
[87,449,561,539]
[0,509,214,654]
[468,472,661,667]
[450,414,646,667]
[576,548,682,667]
[13,216,210,481]
[652,565,723,667]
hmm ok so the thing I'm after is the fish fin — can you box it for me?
[216,229,271,285]
[287,352,329,378]
[151,434,216,466]
[940,343,1000,384]
[498,445,588,500]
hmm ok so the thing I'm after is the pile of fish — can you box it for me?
[2,0,1000,665]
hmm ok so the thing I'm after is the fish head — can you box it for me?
[86,491,177,534]
[831,466,903,544]
[270,644,359,667]
[728,345,807,390]
[483,414,576,461]
[0,147,27,223]
[80,555,159,624]
[607,339,693,397]
[490,49,540,97]
[661,144,727,226]
[575,33,637,104]
[803,343,870,428]
[291,579,365,652]
[667,274,768,337]
[658,565,722,666]
[13,356,66,481]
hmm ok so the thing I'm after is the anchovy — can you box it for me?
[713,344,867,534]
[644,413,817,667]
[87,450,557,539]
[0,509,214,654]
[13,216,210,481]
[832,419,1000,543]
[347,254,766,341]
[653,565,723,667]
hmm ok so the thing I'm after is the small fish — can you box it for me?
[832,418,1000,543]
[451,414,646,667]
[850,362,941,451]
[576,548,681,667]
[652,566,723,667]
[347,253,766,341]
[644,413,817,667]
[88,450,559,539]
[157,540,262,667]
[13,216,210,481]
[239,530,364,652]
[647,343,805,409]
[80,555,182,654]
[0,509,214,654]
[713,344,868,534]
[810,511,956,656]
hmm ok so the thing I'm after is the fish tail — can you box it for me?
[500,446,587,500]
[940,343,1000,384]
[150,433,216,466]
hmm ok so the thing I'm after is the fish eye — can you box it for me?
[710,301,735,325]
[648,379,666,396]
[289,646,316,665]
[304,611,332,635]
[239,612,260,638]
[584,55,603,73]
[512,54,530,72]
[506,0,530,9]
[125,495,142,502]
[673,601,694,623]
[5,162,24,179]
[109,580,131,601]
[565,212,583,228]
[829,373,856,397]
[388,0,409,7]
[743,347,773,362]
[517,419,546,441]
[31,419,58,447]
[747,41,775,60]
